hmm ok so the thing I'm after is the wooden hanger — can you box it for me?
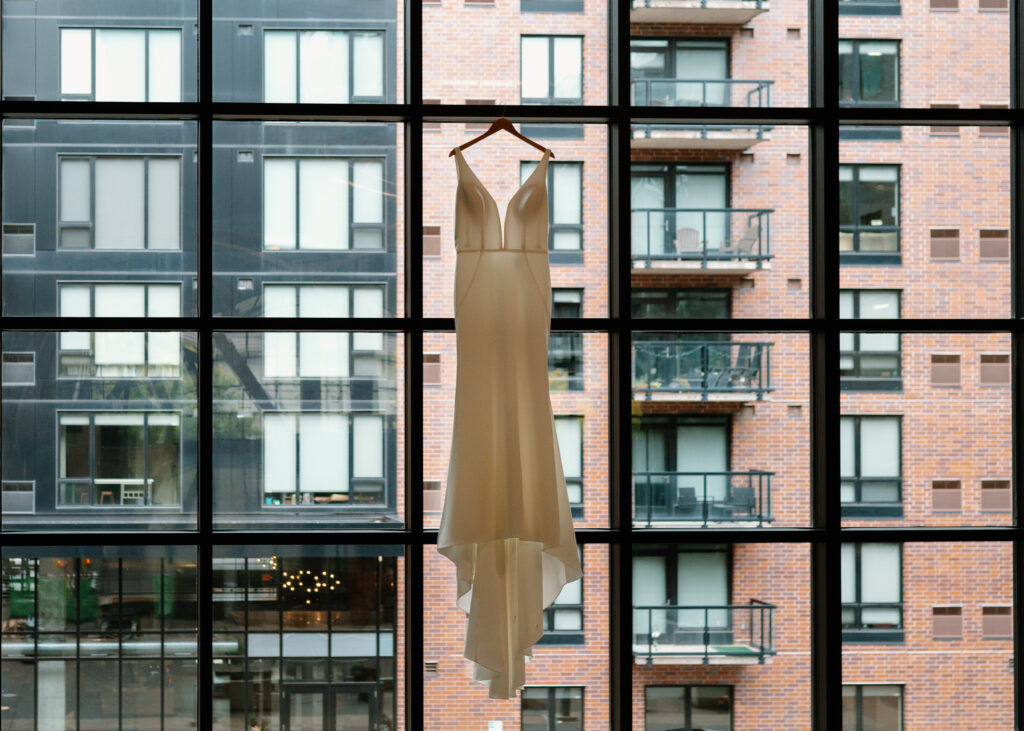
[449,117,555,158]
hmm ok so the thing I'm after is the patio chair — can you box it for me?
[672,227,701,257]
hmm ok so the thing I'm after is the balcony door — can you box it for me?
[633,549,730,645]
[674,41,728,105]
[677,550,729,634]
[676,423,729,512]
[633,428,669,521]
[629,39,728,106]
[676,167,727,252]
[630,169,667,257]
[282,684,375,731]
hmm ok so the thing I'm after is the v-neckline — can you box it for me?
[455,147,550,250]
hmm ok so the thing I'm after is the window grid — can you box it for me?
[0,0,1019,729]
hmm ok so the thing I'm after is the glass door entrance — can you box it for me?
[282,684,376,731]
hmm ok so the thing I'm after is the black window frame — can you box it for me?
[839,163,901,264]
[838,39,900,107]
[841,684,904,731]
[643,684,734,731]
[839,289,902,392]
[519,34,584,105]
[840,415,903,518]
[0,1,1019,729]
[841,543,904,643]
[521,686,585,731]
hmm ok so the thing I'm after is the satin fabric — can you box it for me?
[437,147,583,699]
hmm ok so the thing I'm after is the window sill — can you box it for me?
[841,504,903,519]
[840,377,902,392]
[842,629,904,643]
[839,252,901,266]
[838,3,901,14]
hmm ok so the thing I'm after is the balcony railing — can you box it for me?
[631,124,772,151]
[631,207,773,271]
[632,340,772,401]
[631,78,773,107]
[633,600,776,664]
[633,470,773,527]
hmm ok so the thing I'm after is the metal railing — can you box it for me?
[632,123,773,142]
[633,470,773,527]
[632,340,773,400]
[633,600,776,664]
[631,207,772,268]
[631,78,773,107]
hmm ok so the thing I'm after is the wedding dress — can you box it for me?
[437,147,583,699]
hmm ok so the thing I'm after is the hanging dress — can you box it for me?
[437,147,583,699]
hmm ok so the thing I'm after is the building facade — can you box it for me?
[1,0,1015,729]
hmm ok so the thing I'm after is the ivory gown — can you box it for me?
[437,147,583,699]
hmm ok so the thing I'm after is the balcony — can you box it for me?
[634,601,776,664]
[632,124,771,151]
[633,470,774,527]
[632,207,773,275]
[631,78,773,108]
[632,340,772,402]
[630,0,770,25]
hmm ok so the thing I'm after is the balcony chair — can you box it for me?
[729,486,756,517]
[672,227,701,258]
[675,486,698,519]
[720,224,759,258]
[720,343,761,390]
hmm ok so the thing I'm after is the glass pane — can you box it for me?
[1,548,198,728]
[424,123,608,318]
[859,544,900,603]
[209,546,401,730]
[426,544,606,726]
[634,543,809,729]
[3,120,198,316]
[213,3,400,103]
[860,419,899,477]
[844,543,1012,726]
[840,128,1009,318]
[148,30,182,103]
[60,29,93,95]
[2,332,198,530]
[213,122,401,317]
[95,29,146,102]
[632,332,810,527]
[212,333,401,529]
[423,332,608,529]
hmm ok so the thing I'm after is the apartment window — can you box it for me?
[263,30,384,103]
[263,284,385,378]
[58,283,182,377]
[840,290,900,390]
[645,685,733,731]
[555,416,584,514]
[1,481,35,513]
[839,41,899,106]
[550,289,584,391]
[979,229,1010,259]
[520,36,582,104]
[842,685,903,731]
[931,480,962,512]
[930,0,958,9]
[521,160,583,252]
[842,543,903,641]
[979,354,1010,386]
[839,165,900,261]
[932,606,963,638]
[263,157,385,250]
[841,416,901,517]
[423,479,442,513]
[58,155,182,250]
[58,412,182,506]
[981,480,1011,512]
[2,352,35,385]
[979,106,1010,135]
[540,547,583,644]
[521,687,583,731]
[60,28,182,101]
[263,413,385,505]
[930,354,961,386]
[982,607,1012,639]
[632,289,731,319]
[630,39,729,106]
